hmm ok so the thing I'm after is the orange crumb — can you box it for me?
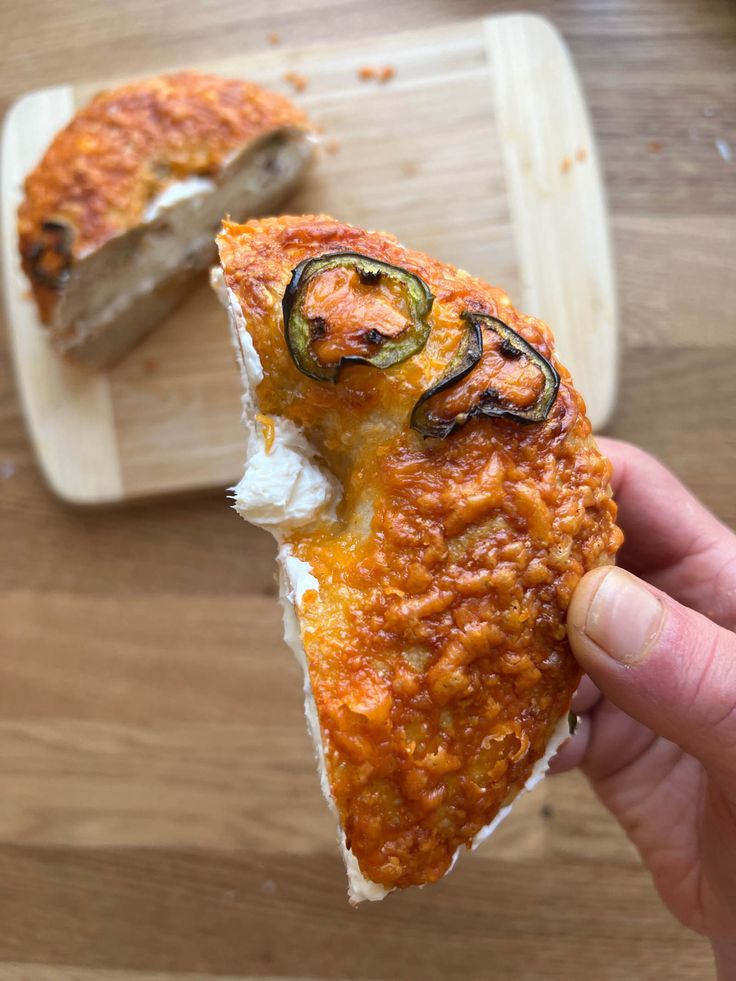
[255,413,276,454]
[267,31,280,45]
[647,141,663,154]
[325,139,340,155]
[283,71,308,93]
[560,156,573,174]
[357,65,396,83]
[400,160,419,178]
[575,146,588,163]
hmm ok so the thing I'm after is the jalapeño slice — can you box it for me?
[282,252,434,382]
[411,311,560,438]
[26,219,73,291]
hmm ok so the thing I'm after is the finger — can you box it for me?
[598,438,736,628]
[548,679,599,774]
[548,713,592,774]
[567,565,736,789]
[580,694,660,783]
[713,940,736,980]
[598,437,726,572]
[571,674,601,715]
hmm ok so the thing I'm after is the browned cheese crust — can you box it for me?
[18,71,309,323]
[218,215,623,891]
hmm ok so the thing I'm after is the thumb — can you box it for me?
[567,566,736,782]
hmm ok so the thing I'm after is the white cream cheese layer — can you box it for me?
[278,546,390,904]
[213,264,572,904]
[214,265,385,903]
[211,267,339,531]
[143,176,217,222]
[233,418,338,530]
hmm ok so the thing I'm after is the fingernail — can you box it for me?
[583,568,664,666]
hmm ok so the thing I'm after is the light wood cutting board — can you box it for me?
[0,14,617,505]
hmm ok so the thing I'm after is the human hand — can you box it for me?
[553,438,736,978]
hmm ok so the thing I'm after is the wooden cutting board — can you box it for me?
[0,13,617,505]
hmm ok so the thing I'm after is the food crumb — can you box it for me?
[560,156,573,174]
[267,31,280,45]
[715,138,733,163]
[400,160,419,178]
[283,71,308,93]
[575,146,588,163]
[357,65,396,83]
[143,357,159,374]
[647,141,663,154]
[325,139,340,155]
[540,804,554,820]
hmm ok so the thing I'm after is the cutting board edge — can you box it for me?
[1,85,125,506]
[485,12,619,431]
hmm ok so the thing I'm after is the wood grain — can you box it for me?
[0,847,712,981]
[0,718,638,862]
[0,971,311,981]
[1,15,617,503]
[486,14,618,425]
[1,0,734,979]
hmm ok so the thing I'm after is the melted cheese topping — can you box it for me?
[435,328,546,417]
[216,216,622,897]
[302,266,411,363]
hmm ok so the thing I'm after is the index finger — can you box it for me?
[597,437,736,627]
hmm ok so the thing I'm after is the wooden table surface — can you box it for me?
[1,1,734,979]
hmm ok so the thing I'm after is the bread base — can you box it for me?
[53,129,312,369]
[213,268,575,904]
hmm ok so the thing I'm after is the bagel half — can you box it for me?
[19,72,313,367]
[213,214,622,902]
